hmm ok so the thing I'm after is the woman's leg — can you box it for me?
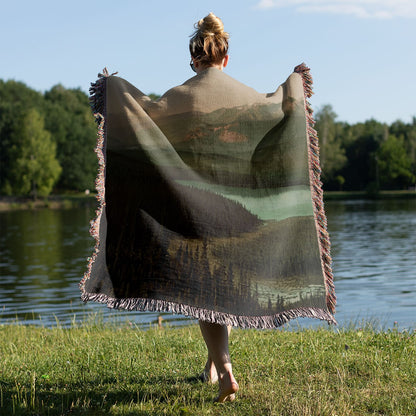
[199,320,239,402]
[200,325,232,384]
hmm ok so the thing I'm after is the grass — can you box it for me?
[0,320,415,416]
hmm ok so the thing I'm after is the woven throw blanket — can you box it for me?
[80,64,336,328]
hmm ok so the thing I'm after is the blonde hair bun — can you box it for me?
[197,12,228,37]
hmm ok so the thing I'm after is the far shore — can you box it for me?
[0,190,415,212]
[0,193,97,211]
[323,189,416,200]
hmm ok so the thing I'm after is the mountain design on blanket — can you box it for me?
[80,64,336,328]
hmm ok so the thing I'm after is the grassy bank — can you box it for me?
[0,322,415,415]
[323,190,416,200]
[0,194,96,211]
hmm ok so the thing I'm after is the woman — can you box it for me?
[188,12,239,403]
[82,12,336,405]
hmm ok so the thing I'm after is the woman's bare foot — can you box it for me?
[215,371,239,403]
[198,321,236,402]
[200,357,218,383]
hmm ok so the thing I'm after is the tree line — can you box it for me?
[0,79,415,197]
[0,80,97,198]
[315,105,416,192]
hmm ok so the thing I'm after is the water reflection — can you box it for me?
[323,198,416,330]
[0,198,415,329]
[0,207,193,328]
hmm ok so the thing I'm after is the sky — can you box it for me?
[1,0,415,124]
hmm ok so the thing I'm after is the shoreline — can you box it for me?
[323,190,416,201]
[0,190,415,211]
[0,194,97,211]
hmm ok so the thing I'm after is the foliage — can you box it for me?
[0,80,45,194]
[8,109,61,197]
[44,85,97,191]
[314,105,416,192]
[314,104,347,184]
[0,322,415,415]
[148,92,161,100]
[377,135,415,189]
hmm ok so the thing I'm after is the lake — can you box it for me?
[0,198,415,330]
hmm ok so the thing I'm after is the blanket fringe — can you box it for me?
[294,63,336,315]
[79,69,112,294]
[81,292,337,328]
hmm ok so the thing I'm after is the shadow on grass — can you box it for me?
[1,374,208,416]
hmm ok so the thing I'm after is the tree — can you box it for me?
[44,85,97,191]
[9,109,61,197]
[148,93,161,100]
[314,105,347,187]
[340,119,387,191]
[0,80,45,194]
[0,102,17,194]
[377,135,415,189]
[390,118,416,182]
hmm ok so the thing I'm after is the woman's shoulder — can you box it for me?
[183,68,260,95]
[164,68,273,113]
[104,68,298,119]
